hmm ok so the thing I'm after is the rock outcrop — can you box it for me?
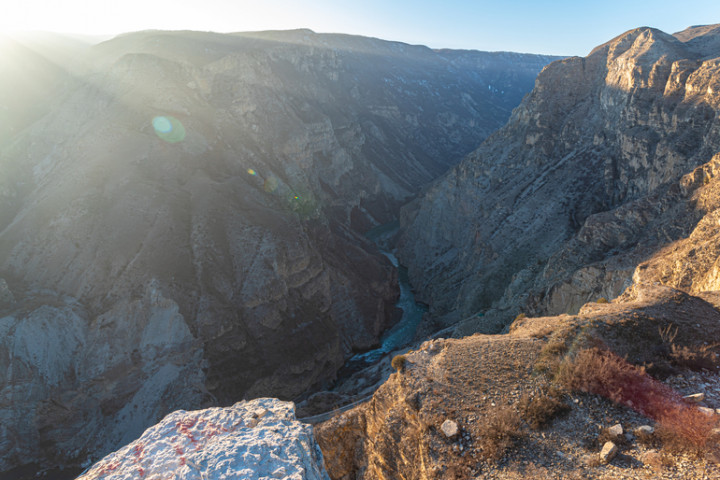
[398,24,720,333]
[78,398,330,480]
[0,30,555,473]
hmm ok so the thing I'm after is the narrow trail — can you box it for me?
[298,394,373,424]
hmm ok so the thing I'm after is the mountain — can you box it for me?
[0,29,555,474]
[398,24,720,334]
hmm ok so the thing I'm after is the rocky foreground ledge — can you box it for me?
[77,398,330,480]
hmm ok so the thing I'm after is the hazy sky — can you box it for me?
[3,0,720,56]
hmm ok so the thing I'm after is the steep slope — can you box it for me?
[398,24,720,332]
[0,30,555,474]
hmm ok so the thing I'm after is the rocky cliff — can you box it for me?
[0,29,555,474]
[398,24,720,333]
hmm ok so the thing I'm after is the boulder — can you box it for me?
[77,398,330,480]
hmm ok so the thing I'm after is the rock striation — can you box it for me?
[0,283,208,474]
[77,398,330,480]
[398,24,720,333]
[0,29,555,473]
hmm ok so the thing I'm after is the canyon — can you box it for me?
[0,29,554,475]
[7,21,720,480]
[316,23,720,479]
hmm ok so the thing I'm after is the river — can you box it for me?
[336,222,428,377]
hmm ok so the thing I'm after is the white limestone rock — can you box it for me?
[441,419,459,438]
[77,398,330,480]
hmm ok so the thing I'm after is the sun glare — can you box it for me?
[0,1,186,36]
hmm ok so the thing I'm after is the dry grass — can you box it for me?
[534,336,569,375]
[476,406,523,460]
[658,324,720,371]
[518,386,569,429]
[557,346,720,453]
[670,343,720,371]
[391,354,407,372]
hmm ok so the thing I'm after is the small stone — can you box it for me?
[441,419,459,437]
[600,441,618,463]
[607,423,623,439]
[635,425,654,436]
[684,393,705,403]
[699,406,716,416]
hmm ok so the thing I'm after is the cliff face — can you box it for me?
[0,30,555,472]
[398,25,720,331]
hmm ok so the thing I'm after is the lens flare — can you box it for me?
[152,116,186,143]
[247,168,256,176]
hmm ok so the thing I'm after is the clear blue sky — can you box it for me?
[3,0,720,56]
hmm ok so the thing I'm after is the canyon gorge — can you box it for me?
[0,29,554,475]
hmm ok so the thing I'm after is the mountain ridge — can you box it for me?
[397,23,720,334]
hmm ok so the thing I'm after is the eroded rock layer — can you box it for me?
[398,25,720,332]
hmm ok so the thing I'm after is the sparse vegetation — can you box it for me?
[557,345,720,453]
[534,336,569,375]
[658,324,720,371]
[518,386,570,429]
[391,354,407,372]
[670,343,720,371]
[477,406,523,460]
